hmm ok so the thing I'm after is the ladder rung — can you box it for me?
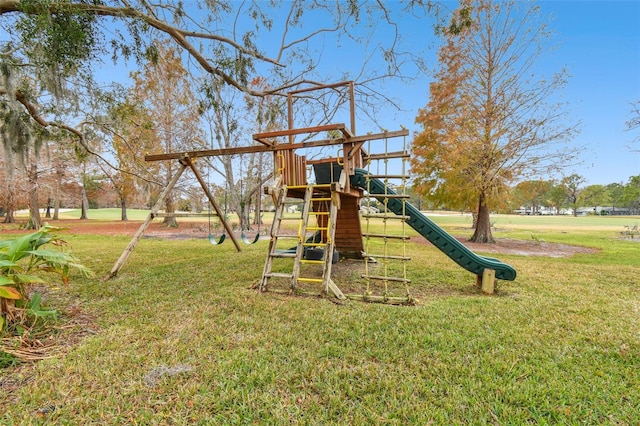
[271,252,296,258]
[360,213,410,220]
[310,212,330,216]
[372,194,410,199]
[362,233,410,240]
[306,227,328,231]
[365,151,410,160]
[311,197,332,202]
[265,273,294,279]
[303,242,326,247]
[301,259,324,265]
[361,274,411,283]
[365,254,411,261]
[297,277,323,283]
[365,175,409,179]
[288,184,333,190]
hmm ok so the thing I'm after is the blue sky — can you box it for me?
[539,0,640,185]
[275,1,640,187]
[376,1,640,187]
[5,1,637,186]
[88,1,640,186]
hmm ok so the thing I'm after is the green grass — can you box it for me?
[1,214,639,424]
[54,208,153,221]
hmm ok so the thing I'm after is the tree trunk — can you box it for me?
[470,192,494,243]
[45,196,52,218]
[3,184,16,224]
[27,162,41,230]
[53,196,60,220]
[241,198,250,230]
[53,163,62,220]
[80,185,89,220]
[120,196,128,221]
[162,193,178,227]
[3,207,15,224]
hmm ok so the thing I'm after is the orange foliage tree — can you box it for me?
[412,0,580,243]
[128,42,202,227]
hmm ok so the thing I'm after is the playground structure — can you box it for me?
[108,81,516,303]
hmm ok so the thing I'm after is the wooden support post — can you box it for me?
[481,269,496,295]
[349,81,356,135]
[107,162,188,279]
[186,157,242,252]
[327,279,346,300]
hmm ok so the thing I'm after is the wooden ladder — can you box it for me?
[259,184,345,299]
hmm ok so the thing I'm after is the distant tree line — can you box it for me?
[407,173,640,217]
[0,144,275,224]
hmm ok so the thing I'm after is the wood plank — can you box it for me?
[364,151,410,160]
[253,123,346,142]
[145,129,409,162]
[108,162,188,279]
[481,269,496,294]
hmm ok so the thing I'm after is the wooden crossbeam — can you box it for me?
[253,123,347,144]
[144,129,409,162]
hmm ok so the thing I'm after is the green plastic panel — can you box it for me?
[351,169,516,281]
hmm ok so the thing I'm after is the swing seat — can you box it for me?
[208,233,226,245]
[240,231,260,245]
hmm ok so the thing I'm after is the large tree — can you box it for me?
[1,1,429,150]
[412,0,579,242]
[622,175,640,210]
[513,180,553,215]
[197,76,280,231]
[579,184,609,208]
[128,43,202,227]
[560,174,585,217]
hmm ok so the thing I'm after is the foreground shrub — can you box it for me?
[0,225,93,336]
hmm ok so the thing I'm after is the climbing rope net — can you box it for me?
[362,134,413,304]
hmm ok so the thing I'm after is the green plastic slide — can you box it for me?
[351,169,516,281]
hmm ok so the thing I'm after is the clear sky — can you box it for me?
[293,1,640,187]
[375,1,640,187]
[6,0,637,186]
[539,0,640,185]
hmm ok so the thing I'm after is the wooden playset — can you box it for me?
[108,81,516,303]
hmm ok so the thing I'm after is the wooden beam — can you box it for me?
[347,141,366,159]
[146,144,268,162]
[253,123,347,143]
[348,129,408,143]
[144,128,409,162]
[364,151,411,161]
[287,80,354,95]
[186,158,242,252]
[108,162,188,279]
[481,269,496,294]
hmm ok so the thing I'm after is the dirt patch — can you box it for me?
[412,235,598,258]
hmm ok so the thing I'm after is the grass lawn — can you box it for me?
[1,211,639,424]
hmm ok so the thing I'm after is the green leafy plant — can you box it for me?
[0,225,93,333]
